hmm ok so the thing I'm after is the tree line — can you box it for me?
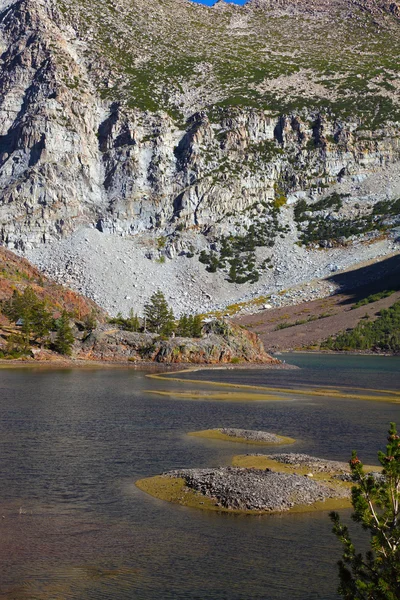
[109,290,203,338]
[323,301,400,353]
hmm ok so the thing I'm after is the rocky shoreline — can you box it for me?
[0,358,293,370]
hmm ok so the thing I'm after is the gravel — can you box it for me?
[219,428,284,443]
[262,453,350,473]
[24,223,400,318]
[165,466,349,511]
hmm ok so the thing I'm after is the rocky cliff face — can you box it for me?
[0,0,399,316]
[0,0,399,248]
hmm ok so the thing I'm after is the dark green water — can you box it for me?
[0,354,399,599]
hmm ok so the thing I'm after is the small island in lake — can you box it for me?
[188,428,296,446]
[136,453,381,514]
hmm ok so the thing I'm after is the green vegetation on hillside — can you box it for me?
[322,301,400,353]
[275,312,332,330]
[199,202,288,283]
[144,290,175,336]
[56,0,400,128]
[295,196,400,246]
[0,287,75,357]
[53,311,75,356]
[176,314,203,338]
[109,309,141,331]
[352,290,396,310]
[109,290,204,339]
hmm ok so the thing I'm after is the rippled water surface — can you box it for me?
[0,355,399,599]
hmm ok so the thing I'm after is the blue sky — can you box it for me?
[191,0,247,5]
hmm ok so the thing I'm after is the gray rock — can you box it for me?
[165,466,349,511]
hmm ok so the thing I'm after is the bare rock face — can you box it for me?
[0,0,105,248]
[0,0,399,253]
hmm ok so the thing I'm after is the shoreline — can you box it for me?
[1,349,398,370]
[279,349,400,357]
[0,358,294,371]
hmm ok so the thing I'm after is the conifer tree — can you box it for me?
[330,422,400,599]
[187,315,194,336]
[191,314,203,338]
[83,309,97,332]
[176,313,203,338]
[177,314,190,337]
[54,311,75,355]
[161,308,175,337]
[2,287,52,344]
[143,290,175,335]
[126,308,140,332]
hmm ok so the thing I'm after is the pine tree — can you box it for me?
[191,314,203,338]
[83,309,97,332]
[161,308,175,337]
[54,311,75,355]
[177,314,190,337]
[143,290,175,335]
[330,422,400,599]
[2,287,52,344]
[176,313,203,338]
[126,308,140,332]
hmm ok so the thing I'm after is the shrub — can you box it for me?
[330,423,400,599]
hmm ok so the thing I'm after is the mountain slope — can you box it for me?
[0,0,399,316]
[0,247,276,364]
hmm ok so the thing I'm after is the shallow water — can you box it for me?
[0,355,399,599]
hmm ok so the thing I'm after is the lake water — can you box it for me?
[0,354,399,600]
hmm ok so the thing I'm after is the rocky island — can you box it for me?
[188,428,296,445]
[136,452,381,514]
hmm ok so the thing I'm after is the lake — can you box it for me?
[0,354,399,599]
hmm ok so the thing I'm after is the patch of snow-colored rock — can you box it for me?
[25,225,400,317]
